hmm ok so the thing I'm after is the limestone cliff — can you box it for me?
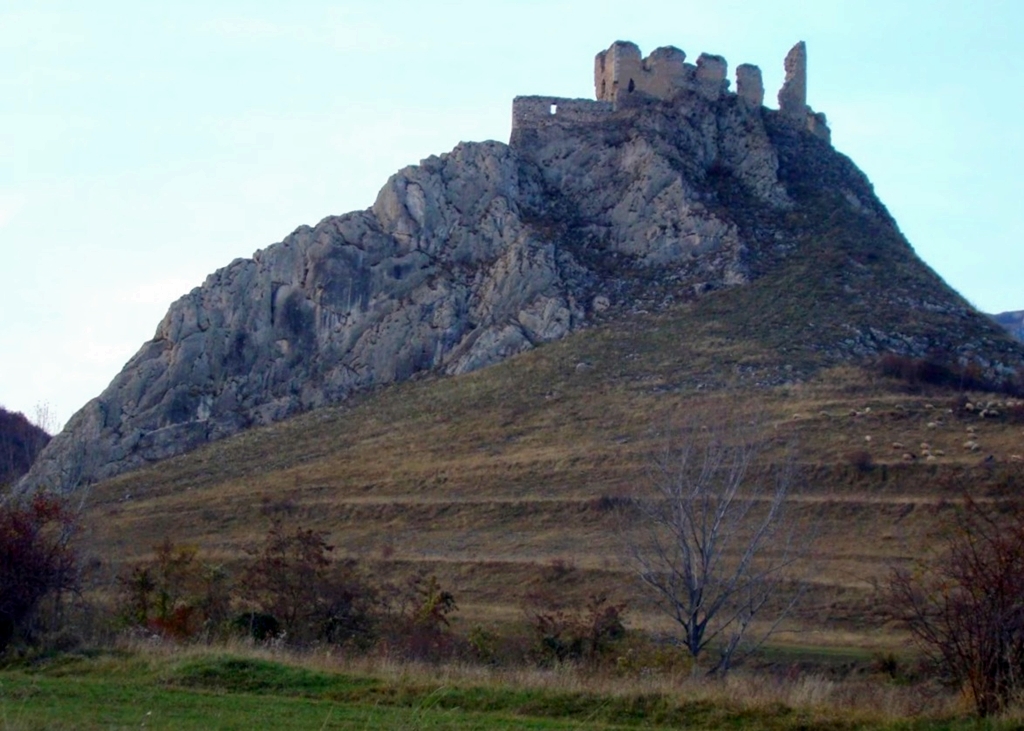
[20,76,1023,493]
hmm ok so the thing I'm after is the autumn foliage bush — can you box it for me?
[117,539,230,641]
[239,520,378,647]
[117,520,460,659]
[0,494,78,651]
[888,497,1024,716]
[521,561,626,666]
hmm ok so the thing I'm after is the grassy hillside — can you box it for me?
[62,147,1024,660]
[4,645,1011,729]
[75,274,1024,653]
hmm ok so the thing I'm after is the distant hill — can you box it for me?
[0,407,50,488]
[992,310,1024,342]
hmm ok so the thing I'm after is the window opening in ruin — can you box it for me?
[600,80,606,97]
[628,78,635,92]
[549,103,558,115]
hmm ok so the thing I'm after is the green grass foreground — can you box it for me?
[0,648,1014,730]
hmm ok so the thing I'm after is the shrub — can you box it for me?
[588,494,632,513]
[0,494,78,651]
[523,588,626,666]
[377,573,459,661]
[887,497,1024,716]
[613,634,694,677]
[117,539,230,641]
[875,352,1023,397]
[240,520,377,647]
[240,520,334,643]
[232,612,280,642]
[845,449,874,473]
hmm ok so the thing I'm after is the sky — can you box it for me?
[2,0,1023,432]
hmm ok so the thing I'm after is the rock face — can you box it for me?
[20,51,1024,494]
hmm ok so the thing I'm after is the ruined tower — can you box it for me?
[512,40,830,145]
[735,64,765,106]
[594,41,690,104]
[777,41,808,119]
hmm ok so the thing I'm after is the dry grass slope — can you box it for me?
[76,260,1024,654]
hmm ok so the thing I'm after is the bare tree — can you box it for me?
[32,402,58,437]
[628,412,803,674]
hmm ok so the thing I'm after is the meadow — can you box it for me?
[8,237,1024,725]
[0,641,1014,730]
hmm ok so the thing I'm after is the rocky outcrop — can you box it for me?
[20,87,1024,494]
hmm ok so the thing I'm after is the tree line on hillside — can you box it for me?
[0,406,50,488]
[0,505,636,668]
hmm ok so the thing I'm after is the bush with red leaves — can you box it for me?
[888,497,1024,716]
[0,494,78,651]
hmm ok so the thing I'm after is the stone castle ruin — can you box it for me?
[512,40,830,143]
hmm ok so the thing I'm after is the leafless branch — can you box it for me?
[627,408,808,674]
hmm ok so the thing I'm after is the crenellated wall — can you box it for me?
[512,41,830,144]
[594,42,693,103]
[736,64,764,106]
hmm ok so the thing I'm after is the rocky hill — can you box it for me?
[0,407,50,488]
[993,310,1024,342]
[19,41,1024,494]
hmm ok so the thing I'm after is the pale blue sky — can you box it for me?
[2,1,1022,430]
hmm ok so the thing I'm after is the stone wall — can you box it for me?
[778,41,807,119]
[513,41,830,144]
[511,95,613,136]
[594,41,693,103]
[695,53,728,100]
[736,64,764,106]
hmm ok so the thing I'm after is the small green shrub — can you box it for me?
[117,539,230,641]
[614,634,694,677]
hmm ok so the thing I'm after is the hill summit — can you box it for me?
[20,40,1023,493]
